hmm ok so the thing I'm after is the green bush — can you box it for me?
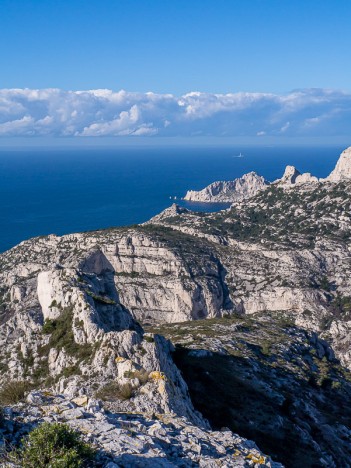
[143,335,155,343]
[11,422,95,467]
[0,380,31,405]
[41,307,92,360]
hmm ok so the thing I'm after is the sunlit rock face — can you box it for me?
[184,171,269,202]
[326,146,351,182]
[275,165,318,186]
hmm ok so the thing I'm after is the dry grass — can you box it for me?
[96,381,134,401]
[0,380,31,405]
[124,369,150,385]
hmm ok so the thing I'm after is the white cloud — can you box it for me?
[280,121,291,133]
[0,87,349,137]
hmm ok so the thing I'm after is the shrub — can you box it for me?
[143,335,155,343]
[0,380,31,405]
[96,381,134,401]
[42,318,56,334]
[41,307,92,360]
[9,422,95,467]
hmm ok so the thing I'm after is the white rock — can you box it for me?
[326,146,351,181]
[184,172,268,203]
[274,165,318,186]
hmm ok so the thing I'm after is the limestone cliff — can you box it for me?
[184,171,269,202]
[326,146,351,181]
[183,146,351,203]
[274,165,318,186]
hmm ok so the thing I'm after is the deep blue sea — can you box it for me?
[0,145,343,253]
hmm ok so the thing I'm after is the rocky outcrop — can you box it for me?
[182,146,351,203]
[0,226,237,429]
[149,168,351,370]
[274,165,318,186]
[1,391,282,467]
[326,146,351,181]
[184,171,268,202]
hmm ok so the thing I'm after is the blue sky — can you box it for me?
[0,0,350,142]
[1,0,350,93]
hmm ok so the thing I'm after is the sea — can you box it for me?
[0,145,344,253]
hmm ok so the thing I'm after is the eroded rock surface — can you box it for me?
[184,172,268,203]
[2,146,351,467]
[326,146,351,182]
[183,146,351,203]
[0,391,281,467]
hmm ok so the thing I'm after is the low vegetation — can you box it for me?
[4,422,96,467]
[0,380,31,405]
[96,381,134,401]
[149,313,351,467]
[41,307,92,360]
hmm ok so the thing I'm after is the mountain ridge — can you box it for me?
[183,146,351,203]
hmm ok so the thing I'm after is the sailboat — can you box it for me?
[233,152,244,158]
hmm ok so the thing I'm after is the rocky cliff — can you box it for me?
[273,165,318,186]
[183,146,351,203]
[1,146,351,466]
[326,146,351,182]
[184,171,268,202]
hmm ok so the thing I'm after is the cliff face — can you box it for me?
[146,147,351,371]
[0,234,283,467]
[183,146,351,203]
[326,146,351,181]
[2,148,351,376]
[184,171,268,202]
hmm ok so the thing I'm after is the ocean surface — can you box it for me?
[0,145,343,253]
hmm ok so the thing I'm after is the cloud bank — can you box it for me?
[0,88,350,138]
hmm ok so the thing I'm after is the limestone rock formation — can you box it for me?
[274,165,318,186]
[181,146,351,204]
[0,391,282,467]
[2,145,351,466]
[326,146,351,181]
[184,171,269,203]
[149,161,351,371]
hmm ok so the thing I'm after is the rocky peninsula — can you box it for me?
[183,148,351,203]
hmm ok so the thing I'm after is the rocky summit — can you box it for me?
[1,147,351,466]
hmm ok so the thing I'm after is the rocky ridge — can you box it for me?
[147,148,351,372]
[0,229,278,466]
[184,172,268,203]
[183,147,350,203]
[326,146,351,182]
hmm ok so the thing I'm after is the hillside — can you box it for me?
[1,147,351,466]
